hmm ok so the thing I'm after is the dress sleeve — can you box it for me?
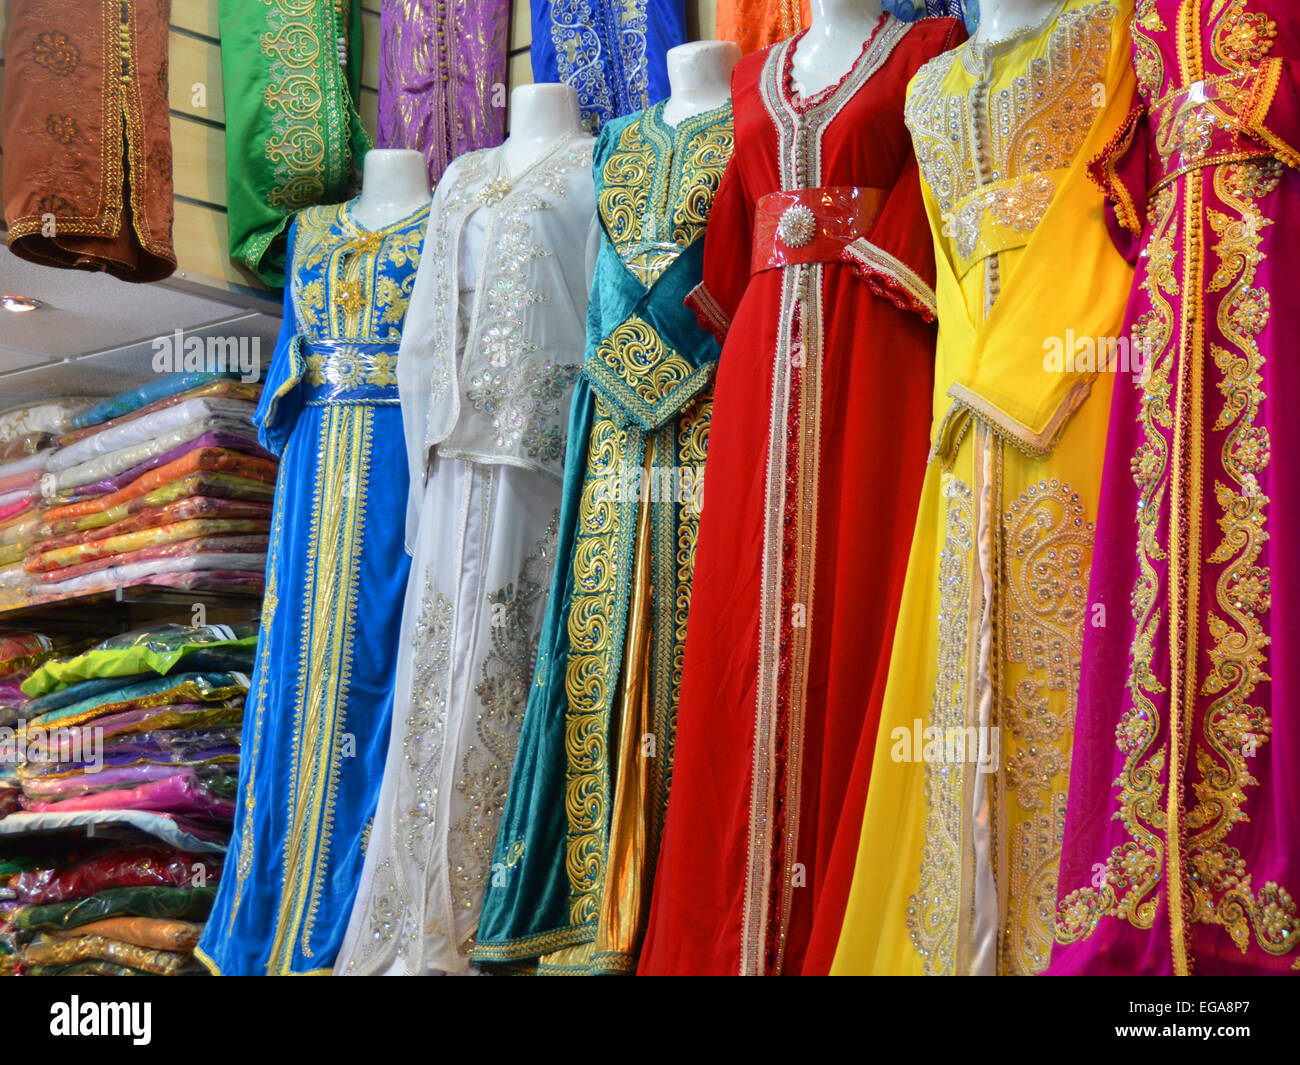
[252,218,305,457]
[1087,100,1151,263]
[841,153,938,322]
[1244,57,1300,170]
[685,149,752,346]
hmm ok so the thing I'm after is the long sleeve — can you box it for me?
[253,222,305,457]
[684,150,753,345]
[842,154,939,321]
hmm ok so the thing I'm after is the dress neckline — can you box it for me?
[496,127,588,189]
[963,0,1069,64]
[342,196,431,236]
[646,96,733,136]
[781,14,890,113]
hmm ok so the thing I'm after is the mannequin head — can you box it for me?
[352,149,431,230]
[970,0,1064,43]
[508,83,583,138]
[662,41,740,126]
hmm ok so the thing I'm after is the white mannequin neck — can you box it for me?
[661,41,741,127]
[969,0,1065,46]
[502,84,585,179]
[351,149,431,230]
[790,0,885,100]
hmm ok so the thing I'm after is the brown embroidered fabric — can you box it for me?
[2,0,176,281]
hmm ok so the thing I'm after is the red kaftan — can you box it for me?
[638,14,965,976]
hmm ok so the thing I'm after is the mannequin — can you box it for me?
[968,0,1065,44]
[502,83,586,178]
[351,149,432,230]
[789,0,885,100]
[661,40,741,126]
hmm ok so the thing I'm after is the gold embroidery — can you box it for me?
[1056,182,1178,946]
[907,473,975,975]
[562,402,635,928]
[1182,158,1296,960]
[1000,479,1095,976]
[907,3,1116,266]
[599,103,734,286]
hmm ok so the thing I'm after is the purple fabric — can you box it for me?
[1052,4,1300,976]
[23,771,235,820]
[56,431,271,502]
[378,0,509,183]
[22,762,209,800]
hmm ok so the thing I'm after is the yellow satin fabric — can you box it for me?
[831,0,1136,976]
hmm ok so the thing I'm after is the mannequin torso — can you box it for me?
[351,149,431,230]
[789,0,886,99]
[501,84,586,178]
[661,41,741,126]
[968,0,1066,46]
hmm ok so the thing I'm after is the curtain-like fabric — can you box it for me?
[2,0,176,281]
[529,0,685,129]
[219,0,371,288]
[378,0,509,183]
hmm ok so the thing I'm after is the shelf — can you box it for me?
[0,585,263,633]
[0,810,227,855]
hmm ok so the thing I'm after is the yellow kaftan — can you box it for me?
[831,0,1138,976]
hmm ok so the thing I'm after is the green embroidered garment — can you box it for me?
[220,0,371,288]
[474,101,733,974]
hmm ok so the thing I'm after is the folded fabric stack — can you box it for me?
[18,374,277,607]
[0,398,94,611]
[0,623,253,975]
[0,629,79,820]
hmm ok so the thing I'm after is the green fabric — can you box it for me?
[220,0,371,288]
[22,625,257,697]
[15,885,217,931]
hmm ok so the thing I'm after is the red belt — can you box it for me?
[751,186,888,275]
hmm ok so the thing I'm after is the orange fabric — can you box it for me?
[43,449,278,522]
[717,0,810,55]
[2,0,175,281]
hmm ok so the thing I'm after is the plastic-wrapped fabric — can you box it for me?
[22,771,237,819]
[31,535,269,586]
[45,702,245,747]
[0,497,36,523]
[42,449,278,523]
[45,916,204,953]
[28,555,267,604]
[37,497,272,556]
[45,415,263,495]
[0,513,40,547]
[0,399,93,445]
[23,674,151,716]
[28,520,269,575]
[22,726,241,776]
[41,473,274,537]
[12,848,222,905]
[0,632,53,672]
[0,469,42,495]
[21,762,237,800]
[22,623,257,696]
[23,671,249,732]
[57,380,260,446]
[70,375,234,431]
[50,397,258,472]
[50,431,272,504]
[14,885,217,931]
[23,936,202,975]
[0,431,55,463]
[0,542,27,566]
[0,486,34,510]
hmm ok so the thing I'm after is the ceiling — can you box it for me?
[0,244,283,408]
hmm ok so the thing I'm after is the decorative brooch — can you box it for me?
[777,203,817,248]
[479,176,512,205]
